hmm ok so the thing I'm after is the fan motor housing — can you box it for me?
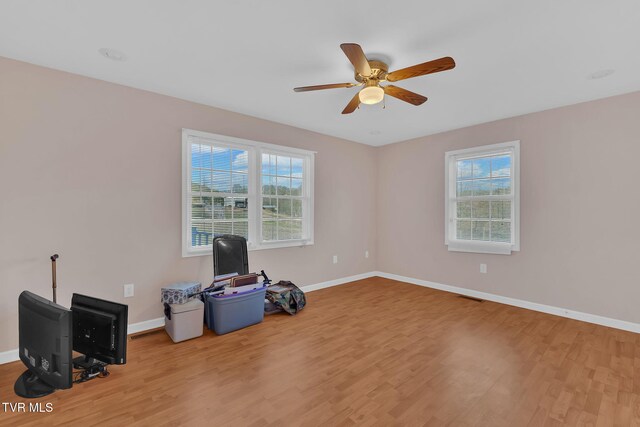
[355,60,389,83]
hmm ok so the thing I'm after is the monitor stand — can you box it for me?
[73,356,109,380]
[14,369,56,398]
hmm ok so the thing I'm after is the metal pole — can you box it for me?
[50,254,59,303]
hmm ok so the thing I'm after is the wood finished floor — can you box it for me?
[1,277,639,426]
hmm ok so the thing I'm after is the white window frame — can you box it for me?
[182,129,315,257]
[444,140,520,255]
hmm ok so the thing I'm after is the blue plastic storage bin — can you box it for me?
[205,286,266,335]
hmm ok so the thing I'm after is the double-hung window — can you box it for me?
[182,129,314,256]
[445,141,520,254]
[261,152,308,242]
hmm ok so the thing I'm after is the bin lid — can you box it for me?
[162,281,201,291]
[213,285,266,298]
[170,298,204,314]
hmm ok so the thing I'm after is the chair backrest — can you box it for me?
[212,235,249,277]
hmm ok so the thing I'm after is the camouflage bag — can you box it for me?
[266,281,306,315]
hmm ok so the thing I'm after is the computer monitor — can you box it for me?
[71,293,128,367]
[14,291,73,398]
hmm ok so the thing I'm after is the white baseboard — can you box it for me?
[300,271,377,293]
[374,271,640,334]
[0,317,170,365]
[0,271,378,365]
[0,349,19,365]
[8,270,630,365]
[111,272,377,339]
[127,317,165,335]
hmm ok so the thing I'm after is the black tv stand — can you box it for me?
[73,356,109,382]
[14,369,57,398]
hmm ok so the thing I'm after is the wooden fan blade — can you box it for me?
[383,85,428,106]
[294,83,356,92]
[386,57,455,82]
[342,92,361,114]
[340,43,372,77]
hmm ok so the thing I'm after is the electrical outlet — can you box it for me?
[480,264,487,274]
[365,250,369,259]
[124,283,134,298]
[333,255,338,264]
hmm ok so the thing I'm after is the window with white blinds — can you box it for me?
[182,129,314,257]
[189,144,249,245]
[445,141,520,255]
[261,153,307,242]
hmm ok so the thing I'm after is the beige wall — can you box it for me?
[0,57,377,352]
[377,91,640,323]
[2,54,639,354]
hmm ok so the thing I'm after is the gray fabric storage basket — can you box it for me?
[205,287,267,335]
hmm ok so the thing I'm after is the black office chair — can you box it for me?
[212,235,249,277]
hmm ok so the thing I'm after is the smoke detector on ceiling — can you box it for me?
[98,48,127,62]
[588,69,615,80]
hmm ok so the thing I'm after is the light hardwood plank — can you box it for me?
[0,277,638,426]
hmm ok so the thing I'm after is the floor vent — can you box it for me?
[458,295,484,303]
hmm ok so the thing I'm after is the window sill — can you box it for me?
[446,240,516,255]
[250,239,314,251]
[182,239,313,257]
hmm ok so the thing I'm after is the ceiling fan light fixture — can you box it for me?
[359,85,384,105]
[294,43,454,114]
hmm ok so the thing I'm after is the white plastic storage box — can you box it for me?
[165,299,204,343]
[205,286,267,335]
[161,282,201,304]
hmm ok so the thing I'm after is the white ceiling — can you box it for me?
[1,1,639,146]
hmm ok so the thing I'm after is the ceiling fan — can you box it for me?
[294,43,456,114]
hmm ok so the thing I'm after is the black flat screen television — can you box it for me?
[14,291,73,398]
[71,293,128,365]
